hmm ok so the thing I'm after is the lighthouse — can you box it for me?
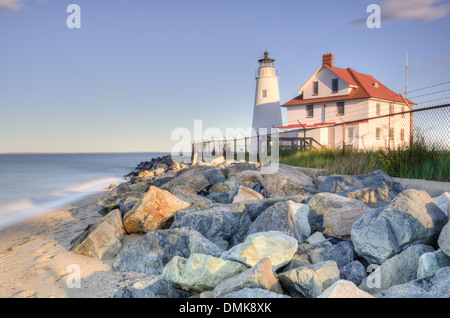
[251,51,283,132]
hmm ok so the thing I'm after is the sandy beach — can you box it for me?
[0,190,148,298]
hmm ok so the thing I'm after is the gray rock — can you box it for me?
[438,221,450,257]
[375,266,450,298]
[307,241,355,269]
[208,176,244,193]
[305,231,331,245]
[113,228,220,274]
[170,203,251,246]
[97,194,122,216]
[318,170,404,208]
[221,231,298,271]
[433,192,450,217]
[279,260,340,298]
[160,169,210,195]
[339,261,367,286]
[242,195,308,221]
[113,276,192,298]
[161,253,248,294]
[218,288,291,298]
[198,167,226,186]
[259,164,317,197]
[351,189,447,265]
[359,244,434,294]
[280,254,311,272]
[246,201,311,243]
[417,250,450,279]
[200,258,283,298]
[188,229,223,258]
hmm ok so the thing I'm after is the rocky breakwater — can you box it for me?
[69,154,450,298]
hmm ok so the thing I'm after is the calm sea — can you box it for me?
[0,152,167,230]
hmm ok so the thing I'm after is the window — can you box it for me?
[332,78,339,92]
[389,128,394,140]
[376,103,381,116]
[337,102,345,116]
[262,89,267,98]
[376,128,381,140]
[401,105,405,118]
[313,81,319,95]
[389,104,395,114]
[400,128,405,141]
[306,105,314,118]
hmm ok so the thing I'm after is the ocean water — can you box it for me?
[0,152,167,230]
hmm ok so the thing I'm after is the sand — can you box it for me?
[0,190,148,298]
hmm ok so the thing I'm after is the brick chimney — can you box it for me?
[322,52,334,68]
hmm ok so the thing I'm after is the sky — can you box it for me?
[0,0,449,153]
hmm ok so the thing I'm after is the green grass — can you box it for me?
[278,136,450,182]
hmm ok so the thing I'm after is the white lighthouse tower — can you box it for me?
[252,51,283,132]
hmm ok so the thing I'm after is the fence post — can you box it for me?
[296,120,307,150]
[400,93,413,149]
[335,112,346,155]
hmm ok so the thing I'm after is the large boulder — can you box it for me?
[221,231,298,271]
[197,167,227,186]
[318,170,404,208]
[70,209,125,260]
[161,253,248,294]
[200,258,283,298]
[123,186,191,234]
[358,244,434,294]
[113,228,221,274]
[279,260,340,298]
[160,169,209,195]
[417,250,450,279]
[114,277,193,298]
[438,221,450,257]
[375,266,450,298]
[258,164,317,197]
[351,189,448,265]
[170,203,251,246]
[307,192,370,232]
[245,201,311,243]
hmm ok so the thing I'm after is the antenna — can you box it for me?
[405,51,408,98]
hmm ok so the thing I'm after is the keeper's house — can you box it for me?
[279,53,415,150]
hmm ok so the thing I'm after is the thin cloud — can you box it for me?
[383,0,450,23]
[349,0,450,25]
[0,0,23,11]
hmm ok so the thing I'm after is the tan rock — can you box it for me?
[123,186,191,234]
[160,169,209,195]
[318,280,374,298]
[323,208,369,239]
[232,186,264,203]
[71,209,125,260]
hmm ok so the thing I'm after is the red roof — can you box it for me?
[282,65,415,106]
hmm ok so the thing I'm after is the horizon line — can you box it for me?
[0,151,172,155]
